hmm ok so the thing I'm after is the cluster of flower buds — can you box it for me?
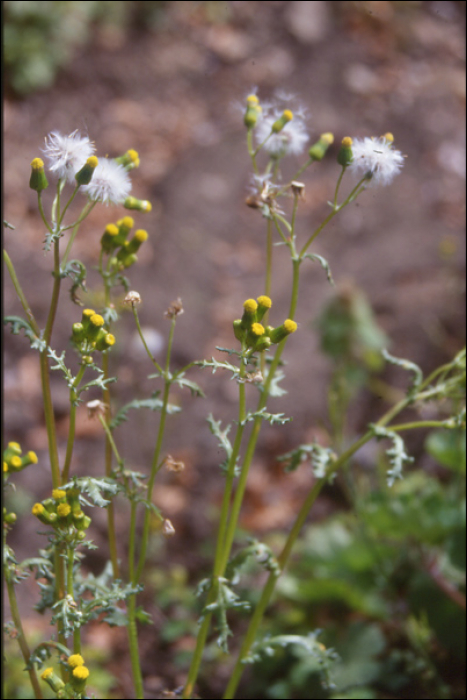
[100,216,149,269]
[41,654,90,695]
[244,94,263,129]
[233,296,298,352]
[71,308,115,356]
[3,441,38,475]
[31,488,91,540]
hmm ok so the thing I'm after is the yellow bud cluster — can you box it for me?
[3,441,38,473]
[234,295,298,352]
[32,488,91,536]
[72,309,115,356]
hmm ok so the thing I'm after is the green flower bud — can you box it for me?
[95,331,116,352]
[41,667,66,693]
[252,335,272,353]
[124,196,152,213]
[86,314,105,341]
[75,155,99,185]
[309,132,334,161]
[114,216,134,246]
[269,319,298,344]
[233,319,245,342]
[125,229,148,254]
[271,109,293,134]
[256,295,272,322]
[29,158,48,192]
[72,322,85,344]
[240,298,258,330]
[115,149,140,169]
[81,309,96,333]
[244,95,262,129]
[337,137,353,167]
[100,223,119,253]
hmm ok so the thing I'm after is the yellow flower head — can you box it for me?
[68,654,85,668]
[57,503,71,518]
[72,665,90,680]
[243,299,258,314]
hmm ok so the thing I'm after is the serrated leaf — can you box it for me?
[278,443,335,478]
[67,477,120,508]
[110,392,181,429]
[4,315,45,350]
[269,369,287,397]
[60,259,87,304]
[303,253,335,285]
[382,349,423,393]
[197,357,240,379]
[240,407,292,426]
[173,374,206,397]
[372,425,414,486]
[207,414,233,460]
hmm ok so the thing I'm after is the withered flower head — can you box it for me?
[164,298,184,319]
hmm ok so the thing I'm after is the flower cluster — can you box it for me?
[3,441,38,474]
[31,487,91,540]
[243,93,404,189]
[36,130,153,206]
[71,308,115,356]
[41,654,90,695]
[100,216,149,268]
[233,296,298,352]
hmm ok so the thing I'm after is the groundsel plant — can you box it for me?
[3,92,465,700]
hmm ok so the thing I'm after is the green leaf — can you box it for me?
[240,407,292,426]
[67,477,120,508]
[303,253,335,285]
[197,357,240,380]
[372,425,414,486]
[425,428,466,473]
[59,259,87,304]
[382,349,423,393]
[4,315,45,351]
[110,392,181,429]
[173,374,206,397]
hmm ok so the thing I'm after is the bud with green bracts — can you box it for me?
[29,158,48,192]
[337,137,353,167]
[269,319,298,344]
[309,133,334,161]
[271,109,293,133]
[72,322,85,344]
[125,229,148,254]
[100,223,119,253]
[256,295,272,322]
[240,298,258,330]
[75,156,98,185]
[233,319,245,342]
[95,331,116,352]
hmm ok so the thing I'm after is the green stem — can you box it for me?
[4,566,43,699]
[127,318,177,696]
[61,200,97,266]
[223,393,416,697]
[127,581,144,699]
[3,249,40,335]
[137,316,177,579]
[62,364,86,483]
[102,349,120,579]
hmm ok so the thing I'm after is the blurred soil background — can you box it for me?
[3,1,466,698]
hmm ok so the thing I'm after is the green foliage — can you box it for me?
[249,469,465,699]
[110,391,181,429]
[4,1,167,95]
